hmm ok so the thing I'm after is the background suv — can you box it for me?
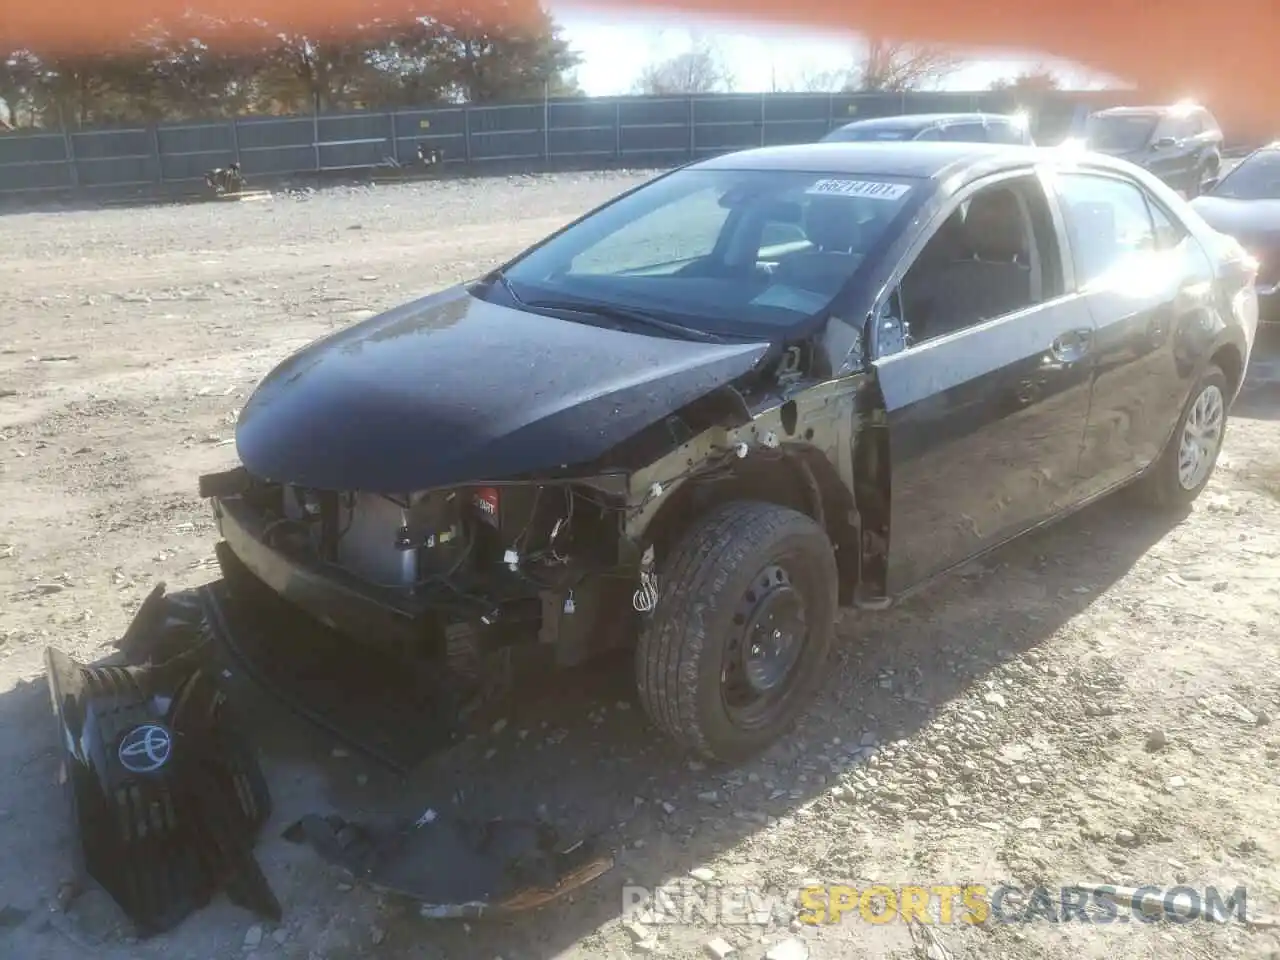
[1075,103,1224,196]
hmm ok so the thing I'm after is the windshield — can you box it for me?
[494,167,922,338]
[1085,114,1159,152]
[1210,150,1280,200]
[825,125,918,143]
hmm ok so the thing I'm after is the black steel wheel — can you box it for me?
[635,501,838,763]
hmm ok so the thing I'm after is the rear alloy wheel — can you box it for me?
[635,501,838,763]
[1140,363,1229,508]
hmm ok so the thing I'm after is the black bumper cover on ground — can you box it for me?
[44,578,612,931]
[44,614,279,936]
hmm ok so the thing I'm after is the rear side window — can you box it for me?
[940,122,988,142]
[1055,173,1157,287]
[1148,201,1189,250]
[985,121,1027,145]
[1178,113,1204,137]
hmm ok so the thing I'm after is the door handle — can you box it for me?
[1050,328,1093,363]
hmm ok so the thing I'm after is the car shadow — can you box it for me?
[0,485,1187,958]
[1234,322,1280,422]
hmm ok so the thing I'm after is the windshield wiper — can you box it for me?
[521,297,728,344]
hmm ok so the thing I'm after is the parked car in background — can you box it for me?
[1073,103,1223,196]
[1191,142,1280,321]
[173,140,1257,774]
[822,112,1034,146]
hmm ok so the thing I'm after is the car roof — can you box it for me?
[1238,141,1280,162]
[688,141,1096,180]
[1093,104,1214,118]
[834,112,1014,131]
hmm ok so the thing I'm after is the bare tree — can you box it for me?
[633,36,733,96]
[783,66,852,93]
[852,38,962,92]
[989,64,1061,94]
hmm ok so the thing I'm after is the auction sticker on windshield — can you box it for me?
[806,179,911,200]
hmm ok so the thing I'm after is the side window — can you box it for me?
[1147,199,1188,250]
[885,175,1060,353]
[1055,173,1157,287]
[1152,116,1180,143]
[1166,114,1199,140]
[570,186,730,276]
[985,121,1025,145]
[915,126,943,142]
[940,122,987,142]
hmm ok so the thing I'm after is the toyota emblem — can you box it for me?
[117,723,173,774]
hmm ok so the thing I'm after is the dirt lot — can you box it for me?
[1,172,1278,960]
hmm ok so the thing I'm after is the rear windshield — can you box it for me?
[1085,113,1159,151]
[1210,150,1280,200]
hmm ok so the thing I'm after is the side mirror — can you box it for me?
[1152,136,1177,150]
[1200,174,1220,193]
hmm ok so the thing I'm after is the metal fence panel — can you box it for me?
[693,94,765,125]
[619,121,688,157]
[0,131,66,165]
[548,99,619,129]
[469,129,543,162]
[76,155,159,188]
[71,127,150,160]
[157,123,236,181]
[694,120,761,154]
[247,145,317,175]
[763,94,831,123]
[2,159,73,191]
[0,90,1255,196]
[548,127,615,158]
[470,103,542,133]
[236,116,313,150]
[619,98,689,127]
[763,120,829,147]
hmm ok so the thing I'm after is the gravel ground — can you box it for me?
[1,170,1278,960]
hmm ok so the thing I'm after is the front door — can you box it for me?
[1052,169,1214,496]
[871,171,1097,594]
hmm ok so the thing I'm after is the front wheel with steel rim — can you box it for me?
[635,501,838,764]
[1140,363,1230,508]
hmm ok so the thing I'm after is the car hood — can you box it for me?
[1189,196,1280,245]
[235,285,770,493]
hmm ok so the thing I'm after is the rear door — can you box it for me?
[870,169,1098,593]
[1049,167,1214,496]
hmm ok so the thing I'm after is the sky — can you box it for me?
[550,3,1120,95]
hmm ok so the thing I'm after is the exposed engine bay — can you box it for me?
[277,480,619,600]
[208,470,640,621]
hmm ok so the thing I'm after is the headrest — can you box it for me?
[803,198,865,253]
[964,188,1026,262]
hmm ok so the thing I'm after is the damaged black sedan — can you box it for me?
[188,141,1257,769]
